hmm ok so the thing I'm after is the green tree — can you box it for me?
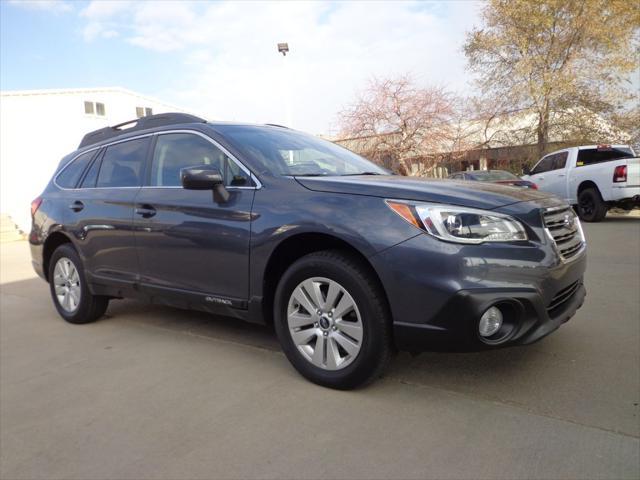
[464,0,640,156]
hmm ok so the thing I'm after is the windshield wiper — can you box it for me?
[340,172,383,176]
[292,173,329,177]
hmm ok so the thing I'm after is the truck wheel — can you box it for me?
[577,188,607,222]
[48,244,109,324]
[274,250,392,390]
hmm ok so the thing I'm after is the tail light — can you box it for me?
[613,165,627,183]
[31,197,42,217]
[529,183,538,190]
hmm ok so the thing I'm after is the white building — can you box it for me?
[0,87,190,232]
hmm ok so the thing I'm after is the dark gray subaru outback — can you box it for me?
[30,113,587,389]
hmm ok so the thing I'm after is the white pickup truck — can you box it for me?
[523,145,640,222]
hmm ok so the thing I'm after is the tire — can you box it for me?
[577,187,607,222]
[274,250,393,389]
[48,244,109,324]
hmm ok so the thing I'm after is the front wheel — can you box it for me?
[274,250,392,389]
[577,188,607,222]
[48,244,109,324]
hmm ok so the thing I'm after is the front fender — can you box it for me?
[248,179,420,299]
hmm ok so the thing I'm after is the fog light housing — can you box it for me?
[479,306,503,337]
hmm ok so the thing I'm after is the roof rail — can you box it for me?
[78,112,207,149]
[265,123,290,129]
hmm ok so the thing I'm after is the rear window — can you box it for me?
[469,170,519,181]
[96,138,149,188]
[577,147,634,167]
[56,151,96,188]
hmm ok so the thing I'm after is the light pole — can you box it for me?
[277,42,293,128]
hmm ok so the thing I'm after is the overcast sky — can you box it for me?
[1,0,483,134]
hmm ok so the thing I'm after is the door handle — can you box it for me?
[558,174,566,177]
[69,201,84,212]
[135,204,156,218]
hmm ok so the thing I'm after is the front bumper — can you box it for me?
[393,280,586,352]
[370,200,587,352]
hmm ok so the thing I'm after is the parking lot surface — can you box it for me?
[1,217,639,479]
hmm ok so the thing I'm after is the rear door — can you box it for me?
[133,131,256,308]
[63,136,150,290]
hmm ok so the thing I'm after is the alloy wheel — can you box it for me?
[579,195,594,216]
[53,257,81,313]
[287,277,363,370]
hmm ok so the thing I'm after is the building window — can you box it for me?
[136,107,154,118]
[84,101,105,116]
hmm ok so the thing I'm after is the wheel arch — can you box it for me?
[42,231,74,281]
[260,232,390,326]
[577,180,601,197]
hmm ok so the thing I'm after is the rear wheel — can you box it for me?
[274,250,392,389]
[48,244,109,324]
[577,188,607,222]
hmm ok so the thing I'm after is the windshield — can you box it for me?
[469,170,519,181]
[214,125,388,176]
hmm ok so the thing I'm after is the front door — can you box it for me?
[540,151,569,201]
[133,131,256,308]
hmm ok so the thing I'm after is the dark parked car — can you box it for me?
[30,113,587,389]
[449,169,538,189]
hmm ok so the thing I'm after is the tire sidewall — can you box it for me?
[274,254,387,389]
[48,244,93,324]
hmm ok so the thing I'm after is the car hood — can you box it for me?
[295,175,554,210]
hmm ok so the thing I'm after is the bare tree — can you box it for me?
[337,76,455,174]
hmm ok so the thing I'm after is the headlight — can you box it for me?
[386,201,527,244]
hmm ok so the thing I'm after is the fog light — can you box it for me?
[479,306,503,337]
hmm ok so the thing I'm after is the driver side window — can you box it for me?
[531,155,554,175]
[149,133,250,187]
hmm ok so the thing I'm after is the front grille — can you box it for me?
[542,206,585,261]
[547,280,581,313]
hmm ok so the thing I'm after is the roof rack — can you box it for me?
[78,112,207,149]
[265,123,290,129]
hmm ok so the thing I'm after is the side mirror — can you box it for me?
[181,166,230,203]
[523,165,531,175]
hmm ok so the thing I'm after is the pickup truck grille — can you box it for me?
[542,206,585,261]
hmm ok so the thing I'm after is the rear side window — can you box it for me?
[149,133,250,187]
[97,138,149,188]
[80,151,103,188]
[56,151,96,188]
[577,147,634,167]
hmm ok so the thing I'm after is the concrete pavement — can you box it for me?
[1,217,639,479]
